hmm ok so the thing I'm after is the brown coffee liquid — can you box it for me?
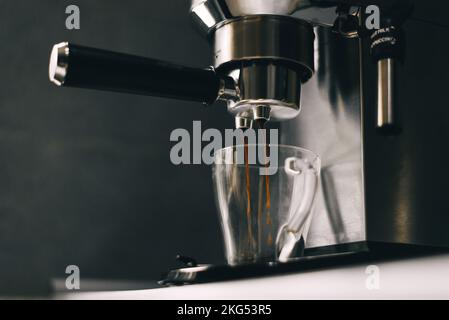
[261,123,273,247]
[244,119,273,252]
[244,137,254,247]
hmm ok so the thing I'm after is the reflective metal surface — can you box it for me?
[217,76,240,102]
[363,18,449,247]
[189,0,449,253]
[190,0,230,34]
[222,0,312,15]
[213,15,315,121]
[227,63,302,121]
[235,116,253,129]
[284,14,449,251]
[281,26,365,249]
[49,42,69,86]
[213,15,315,78]
[376,58,396,129]
[190,0,313,34]
[190,1,319,123]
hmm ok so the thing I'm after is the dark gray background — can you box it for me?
[0,0,233,290]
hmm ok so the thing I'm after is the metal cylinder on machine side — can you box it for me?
[369,25,403,134]
[377,58,395,130]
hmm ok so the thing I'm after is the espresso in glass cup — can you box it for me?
[213,144,321,265]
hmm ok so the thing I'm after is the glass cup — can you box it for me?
[213,144,321,265]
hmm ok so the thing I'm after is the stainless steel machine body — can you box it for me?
[285,4,449,253]
[48,0,449,258]
[191,0,449,254]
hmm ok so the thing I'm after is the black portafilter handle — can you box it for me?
[49,42,231,104]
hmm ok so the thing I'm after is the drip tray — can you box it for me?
[159,252,354,286]
[160,242,449,286]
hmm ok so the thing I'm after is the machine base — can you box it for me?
[160,242,449,286]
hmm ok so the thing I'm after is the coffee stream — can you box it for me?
[242,119,272,260]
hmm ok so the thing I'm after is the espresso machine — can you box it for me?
[48,0,449,284]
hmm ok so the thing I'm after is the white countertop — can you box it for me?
[55,253,449,300]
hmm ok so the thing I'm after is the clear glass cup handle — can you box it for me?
[277,157,319,261]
